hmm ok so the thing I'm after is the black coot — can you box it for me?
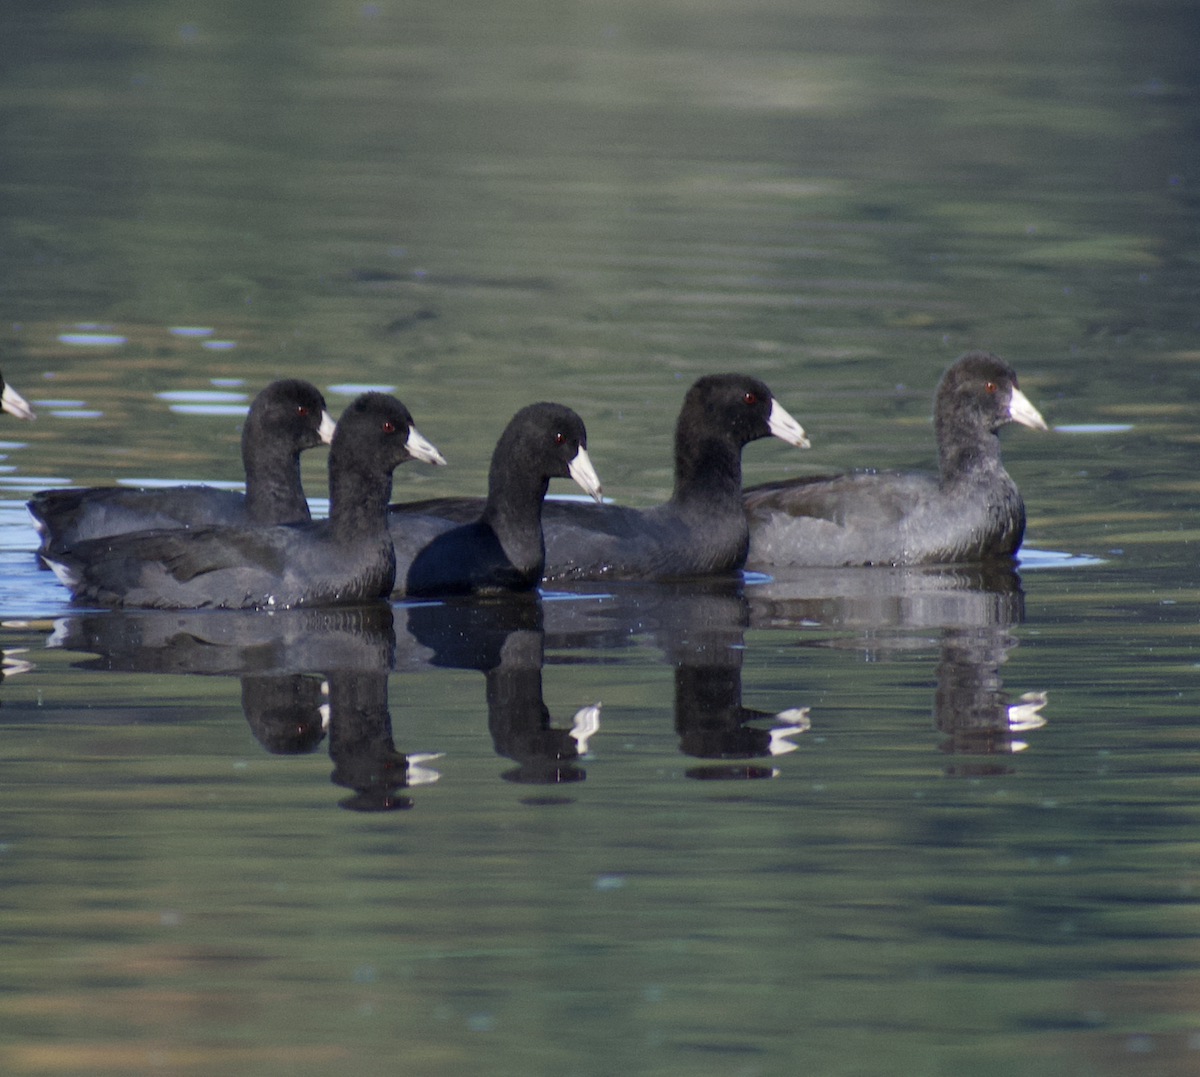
[390,373,809,582]
[742,351,1048,567]
[28,379,337,555]
[395,402,602,597]
[47,393,445,609]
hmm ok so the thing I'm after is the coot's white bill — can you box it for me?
[1008,387,1047,431]
[567,446,603,502]
[768,398,808,448]
[406,427,447,466]
[2,383,34,421]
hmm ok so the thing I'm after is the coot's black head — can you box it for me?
[333,392,446,473]
[491,402,603,501]
[0,370,34,421]
[678,374,809,450]
[246,379,336,454]
[936,352,1047,435]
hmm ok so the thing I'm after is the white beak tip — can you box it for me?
[568,446,603,502]
[406,426,447,466]
[2,384,35,421]
[768,398,809,448]
[1008,386,1048,431]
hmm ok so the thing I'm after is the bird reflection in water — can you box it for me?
[654,585,809,780]
[324,667,441,812]
[40,563,1050,801]
[1,647,34,687]
[934,628,1047,775]
[746,562,1048,774]
[46,604,441,811]
[405,594,599,790]
[240,673,326,754]
[543,579,811,781]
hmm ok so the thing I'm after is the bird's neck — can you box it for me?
[937,415,1002,485]
[482,470,550,575]
[671,434,742,511]
[241,437,309,524]
[328,459,393,540]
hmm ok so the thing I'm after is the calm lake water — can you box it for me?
[2,2,1200,1075]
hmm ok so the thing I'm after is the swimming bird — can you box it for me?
[28,379,336,555]
[395,402,602,597]
[47,392,445,609]
[390,373,809,582]
[742,351,1047,567]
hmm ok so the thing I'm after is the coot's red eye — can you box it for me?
[296,405,309,417]
[984,381,997,394]
[382,420,396,434]
[554,432,566,445]
[743,392,757,405]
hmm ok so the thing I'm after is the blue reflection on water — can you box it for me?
[1018,547,1107,569]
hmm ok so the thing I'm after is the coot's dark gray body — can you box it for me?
[393,402,602,597]
[389,374,809,583]
[28,379,336,555]
[743,351,1047,567]
[48,393,444,609]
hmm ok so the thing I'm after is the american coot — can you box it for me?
[395,402,602,597]
[742,351,1047,567]
[47,393,445,609]
[1,371,34,422]
[28,379,337,555]
[389,373,809,582]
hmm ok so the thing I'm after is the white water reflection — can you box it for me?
[155,390,247,403]
[56,332,126,346]
[1017,547,1107,569]
[327,383,398,395]
[155,389,250,416]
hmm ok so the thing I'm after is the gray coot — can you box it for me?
[46,392,445,609]
[28,379,337,555]
[395,402,602,597]
[389,373,809,582]
[742,351,1048,567]
[1,371,35,422]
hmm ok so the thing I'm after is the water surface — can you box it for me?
[2,2,1200,1075]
